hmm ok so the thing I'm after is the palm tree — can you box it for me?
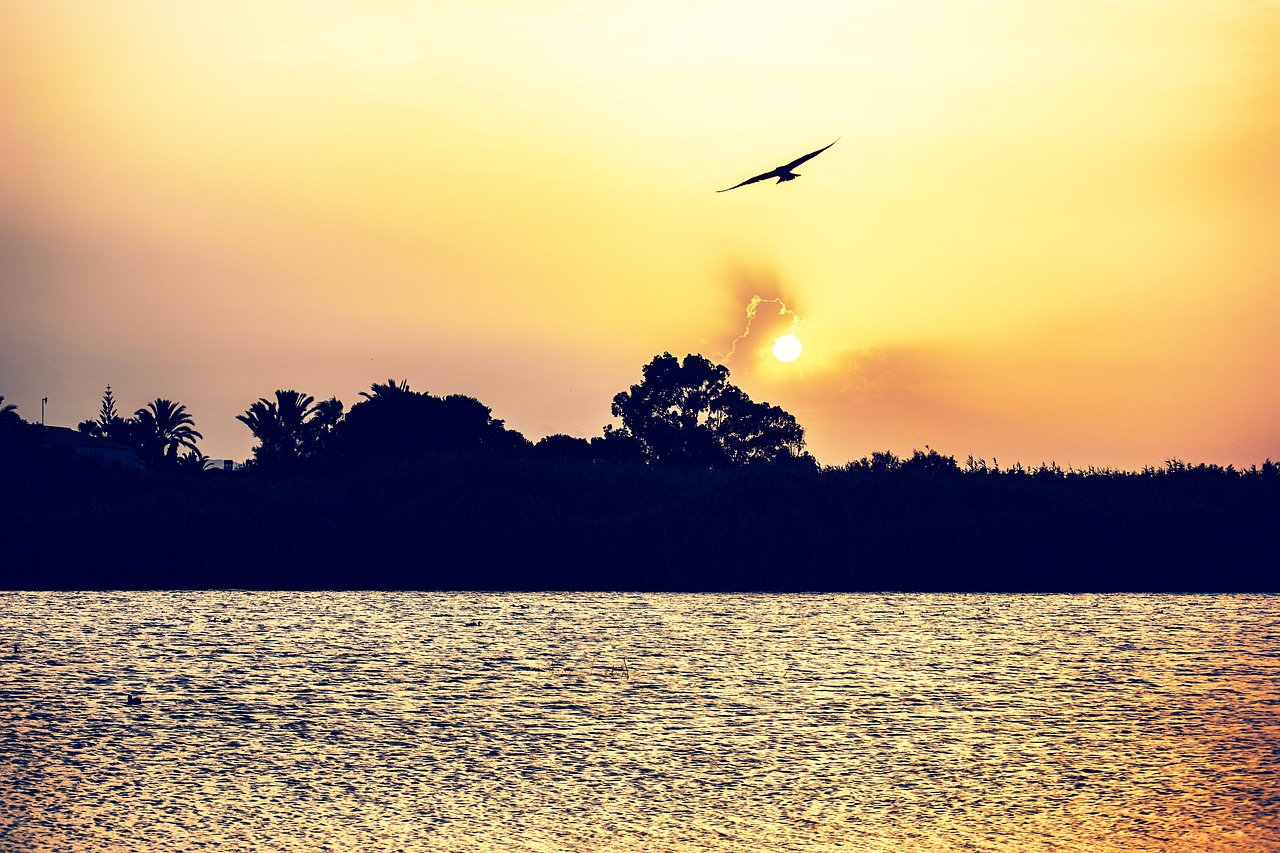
[237,389,331,467]
[133,399,202,468]
[308,396,344,457]
[0,395,40,448]
[0,395,20,444]
[175,450,214,472]
[273,389,317,450]
[238,398,285,464]
[359,378,411,402]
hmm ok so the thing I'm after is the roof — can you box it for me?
[40,425,138,454]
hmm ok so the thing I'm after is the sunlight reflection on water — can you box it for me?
[1,593,1277,852]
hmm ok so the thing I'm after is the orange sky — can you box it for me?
[2,1,1278,468]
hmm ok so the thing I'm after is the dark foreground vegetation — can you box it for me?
[3,444,1276,591]
[2,358,1277,591]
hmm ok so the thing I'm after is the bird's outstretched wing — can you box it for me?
[715,138,840,192]
[716,169,780,193]
[781,138,839,171]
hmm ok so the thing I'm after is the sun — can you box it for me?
[772,333,802,363]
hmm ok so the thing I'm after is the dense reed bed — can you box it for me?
[3,446,1275,591]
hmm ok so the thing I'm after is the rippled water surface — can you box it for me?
[1,593,1277,852]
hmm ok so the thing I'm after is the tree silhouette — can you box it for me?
[589,427,645,464]
[0,395,33,447]
[337,380,525,458]
[714,385,810,466]
[175,450,214,472]
[360,378,412,402]
[133,399,202,468]
[309,396,344,458]
[900,447,961,476]
[77,385,129,441]
[237,390,343,469]
[610,353,812,468]
[238,392,307,466]
[534,434,594,461]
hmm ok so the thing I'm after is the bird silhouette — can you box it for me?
[717,138,839,192]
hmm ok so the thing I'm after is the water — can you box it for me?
[1,593,1277,853]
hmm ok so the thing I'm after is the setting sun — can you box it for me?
[772,334,802,363]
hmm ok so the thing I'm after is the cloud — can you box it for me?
[702,263,804,365]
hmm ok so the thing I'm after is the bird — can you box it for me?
[126,694,143,705]
[716,138,839,192]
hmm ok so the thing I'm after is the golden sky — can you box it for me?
[2,0,1278,468]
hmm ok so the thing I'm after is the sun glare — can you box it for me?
[772,334,802,363]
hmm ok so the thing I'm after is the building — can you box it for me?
[40,426,144,469]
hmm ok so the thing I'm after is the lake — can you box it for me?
[1,592,1277,852]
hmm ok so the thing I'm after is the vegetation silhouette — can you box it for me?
[0,395,31,447]
[76,383,124,441]
[237,389,342,471]
[333,379,529,464]
[1,357,1277,591]
[611,353,812,468]
[133,399,203,469]
[74,387,204,470]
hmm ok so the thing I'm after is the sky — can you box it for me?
[2,0,1278,469]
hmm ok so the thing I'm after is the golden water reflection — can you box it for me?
[1,593,1277,852]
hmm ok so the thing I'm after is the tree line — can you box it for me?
[2,353,816,472]
[2,353,1277,590]
[3,351,1279,481]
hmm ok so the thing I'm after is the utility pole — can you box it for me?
[41,397,47,426]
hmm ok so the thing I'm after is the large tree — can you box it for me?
[237,390,343,469]
[610,353,812,468]
[132,398,202,468]
[337,379,526,458]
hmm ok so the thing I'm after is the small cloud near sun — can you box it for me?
[715,264,805,367]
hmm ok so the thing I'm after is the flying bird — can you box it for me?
[716,138,839,192]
